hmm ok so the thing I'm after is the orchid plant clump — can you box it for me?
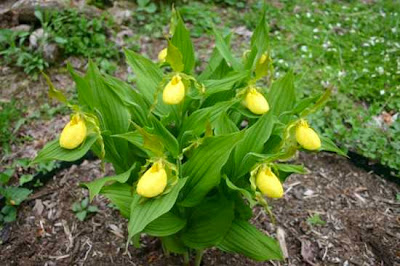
[33,7,344,264]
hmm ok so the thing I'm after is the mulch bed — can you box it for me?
[1,152,399,265]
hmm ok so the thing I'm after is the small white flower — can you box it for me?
[392,27,397,33]
[338,70,346,78]
[377,66,384,75]
[313,28,319,33]
[306,12,311,18]
[380,90,385,95]
[301,45,308,52]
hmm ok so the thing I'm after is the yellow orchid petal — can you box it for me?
[59,114,87,149]
[162,74,185,105]
[136,161,168,198]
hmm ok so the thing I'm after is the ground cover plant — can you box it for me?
[32,7,344,263]
[0,9,117,77]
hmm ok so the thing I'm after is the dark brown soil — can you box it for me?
[1,151,399,265]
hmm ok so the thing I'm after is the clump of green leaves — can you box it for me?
[33,7,343,264]
[0,9,118,76]
[0,185,31,225]
[72,197,99,221]
[43,9,118,62]
[0,159,58,226]
[0,29,49,77]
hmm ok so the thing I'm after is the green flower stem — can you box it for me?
[194,249,204,266]
[183,252,190,266]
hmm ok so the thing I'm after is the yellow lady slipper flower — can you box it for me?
[162,74,185,105]
[59,114,87,149]
[244,87,270,115]
[256,167,283,198]
[295,120,321,151]
[136,161,168,198]
[158,48,167,63]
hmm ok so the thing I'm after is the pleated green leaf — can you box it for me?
[124,49,178,119]
[166,41,184,72]
[320,136,347,157]
[218,220,283,261]
[214,113,239,136]
[203,71,249,96]
[212,27,242,71]
[180,132,244,207]
[171,10,195,74]
[100,183,133,218]
[181,194,234,249]
[198,33,232,81]
[268,70,296,119]
[32,134,97,164]
[232,113,274,179]
[128,178,187,239]
[83,163,137,201]
[144,212,186,237]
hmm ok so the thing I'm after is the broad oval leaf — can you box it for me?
[181,194,234,249]
[100,182,132,218]
[83,163,137,201]
[180,132,244,207]
[128,178,187,239]
[32,134,98,164]
[143,212,186,237]
[217,219,283,261]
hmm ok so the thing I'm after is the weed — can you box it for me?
[307,214,326,226]
[72,197,99,221]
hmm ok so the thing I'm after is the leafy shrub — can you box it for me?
[0,29,49,76]
[0,9,118,76]
[42,9,118,62]
[33,8,343,263]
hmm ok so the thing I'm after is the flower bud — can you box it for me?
[59,114,87,149]
[295,120,321,151]
[256,167,283,198]
[136,161,167,198]
[258,54,267,64]
[244,87,270,115]
[162,75,185,105]
[158,48,167,63]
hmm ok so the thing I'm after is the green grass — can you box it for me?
[231,0,400,174]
